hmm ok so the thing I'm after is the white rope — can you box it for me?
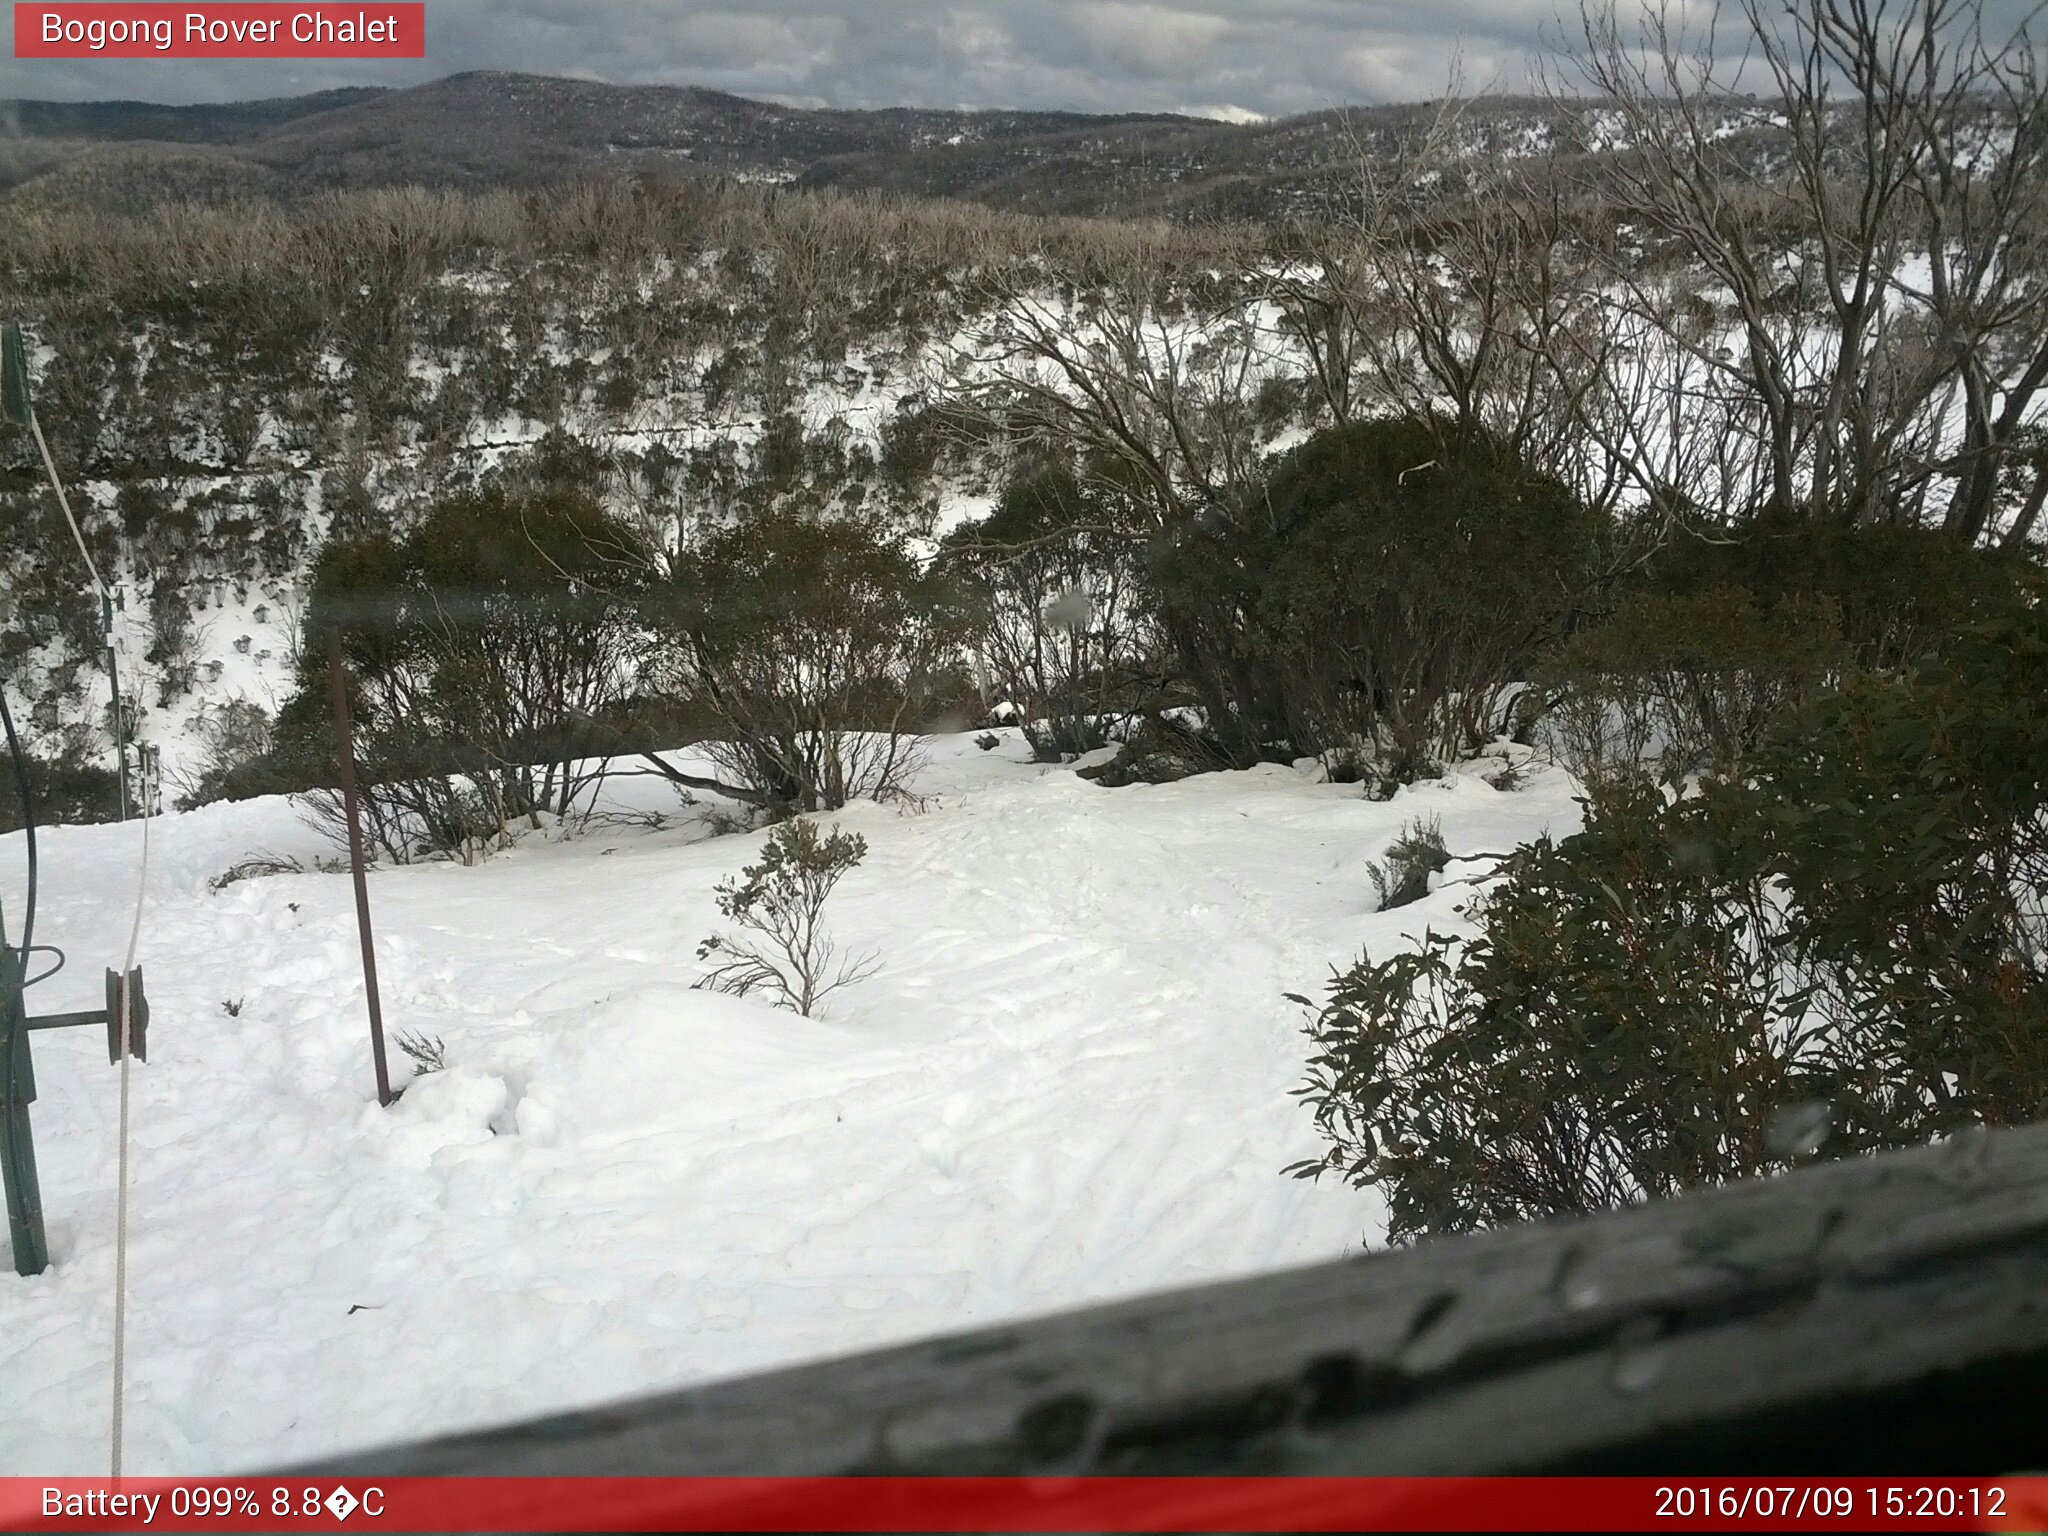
[26,410,107,601]
[110,749,153,1479]
[27,405,128,821]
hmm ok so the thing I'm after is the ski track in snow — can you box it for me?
[0,731,1581,1473]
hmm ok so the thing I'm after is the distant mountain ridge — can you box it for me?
[1,71,1212,211]
[1,85,388,143]
[0,71,1627,220]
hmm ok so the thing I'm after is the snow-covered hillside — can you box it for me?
[0,729,1578,1473]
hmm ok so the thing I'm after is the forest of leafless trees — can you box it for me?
[0,0,2041,810]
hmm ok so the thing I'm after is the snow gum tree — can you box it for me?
[1563,0,2048,544]
[278,483,643,862]
[939,462,1154,760]
[650,506,974,815]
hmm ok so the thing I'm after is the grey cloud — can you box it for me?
[1068,3,1233,81]
[9,0,2004,115]
[0,0,1568,111]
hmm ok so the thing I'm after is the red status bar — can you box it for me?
[2,1476,2045,1532]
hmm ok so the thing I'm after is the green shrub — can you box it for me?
[1740,592,2048,1133]
[1291,779,1813,1240]
[1156,417,1603,776]
[1539,586,1846,785]
[275,482,645,861]
[1293,577,2048,1241]
[1646,513,2026,670]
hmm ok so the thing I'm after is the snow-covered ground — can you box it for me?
[0,731,1580,1474]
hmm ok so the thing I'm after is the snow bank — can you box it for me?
[0,732,1578,1472]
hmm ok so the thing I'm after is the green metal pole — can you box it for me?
[0,906,47,1277]
[104,591,127,823]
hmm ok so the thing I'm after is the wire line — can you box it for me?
[110,748,153,1480]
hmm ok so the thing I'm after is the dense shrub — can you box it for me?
[1292,578,2048,1242]
[1526,513,2031,787]
[272,484,644,861]
[1645,513,2027,670]
[1154,417,1603,777]
[1539,586,1846,785]
[1743,595,2048,1134]
[655,507,972,814]
[0,749,121,831]
[1291,777,1814,1239]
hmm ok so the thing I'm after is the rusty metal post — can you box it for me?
[327,627,395,1108]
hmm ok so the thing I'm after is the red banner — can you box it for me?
[13,4,424,58]
[1,1477,2045,1532]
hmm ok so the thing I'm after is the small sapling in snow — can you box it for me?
[696,818,878,1018]
[1369,816,1450,911]
[396,1030,449,1075]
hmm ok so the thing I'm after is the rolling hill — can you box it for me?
[0,71,1612,219]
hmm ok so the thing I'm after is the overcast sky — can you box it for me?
[2,0,1574,117]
